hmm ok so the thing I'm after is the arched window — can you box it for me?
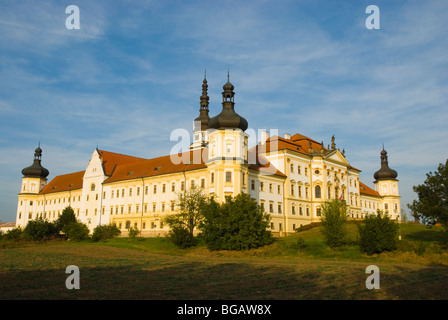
[91,183,95,192]
[125,221,131,229]
[315,185,321,198]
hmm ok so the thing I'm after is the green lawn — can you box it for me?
[0,223,447,300]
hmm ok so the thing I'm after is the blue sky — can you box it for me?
[0,0,447,222]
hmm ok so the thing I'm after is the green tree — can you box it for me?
[91,224,121,242]
[128,226,139,239]
[200,193,273,251]
[65,222,90,241]
[23,217,58,241]
[320,199,348,248]
[358,210,399,255]
[164,186,208,247]
[55,206,77,233]
[408,159,448,234]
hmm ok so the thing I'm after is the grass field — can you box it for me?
[0,223,447,300]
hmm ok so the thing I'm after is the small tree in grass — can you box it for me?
[164,186,208,248]
[320,200,348,248]
[358,210,399,255]
[200,193,273,251]
[92,224,121,242]
[128,227,139,239]
[65,222,90,241]
[55,206,77,233]
[23,217,58,241]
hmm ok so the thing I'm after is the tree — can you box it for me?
[409,159,448,232]
[92,224,121,242]
[200,193,273,251]
[358,210,399,255]
[65,222,90,241]
[164,186,208,247]
[320,200,348,248]
[55,206,77,233]
[23,217,58,241]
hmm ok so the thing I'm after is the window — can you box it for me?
[181,181,185,191]
[305,187,309,198]
[122,189,125,197]
[315,185,321,198]
[290,164,294,173]
[316,208,321,216]
[260,182,264,191]
[269,202,274,213]
[153,185,157,194]
[162,184,166,193]
[291,185,295,196]
[278,185,281,194]
[251,180,255,190]
[191,180,195,188]
[129,188,132,196]
[145,186,148,195]
[211,172,215,184]
[201,179,205,188]
[292,205,296,215]
[128,205,131,214]
[305,168,308,176]
[226,171,232,182]
[171,202,175,211]
[91,184,95,191]
[137,187,140,196]
[226,143,232,153]
[162,203,165,212]
[125,221,130,229]
[269,183,273,193]
[153,204,156,212]
[298,186,302,197]
[172,182,176,192]
[278,204,282,214]
[306,207,310,216]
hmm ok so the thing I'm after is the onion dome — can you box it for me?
[208,73,248,131]
[194,73,210,132]
[22,146,50,179]
[373,148,397,181]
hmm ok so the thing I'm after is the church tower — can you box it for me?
[206,73,249,201]
[191,73,211,150]
[16,145,50,227]
[373,148,401,220]
[20,145,50,194]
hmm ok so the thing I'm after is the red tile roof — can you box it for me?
[104,149,208,184]
[97,149,146,176]
[359,181,381,197]
[40,171,85,195]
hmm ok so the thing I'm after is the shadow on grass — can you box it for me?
[0,261,367,300]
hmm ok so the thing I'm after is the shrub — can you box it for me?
[66,222,90,241]
[2,227,23,241]
[92,224,121,242]
[358,210,399,255]
[128,227,139,239]
[200,193,273,251]
[168,225,195,249]
[320,200,348,248]
[55,206,77,233]
[23,218,58,241]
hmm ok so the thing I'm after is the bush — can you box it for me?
[128,227,139,239]
[320,200,348,248]
[358,210,399,255]
[2,227,23,241]
[168,226,195,249]
[200,193,273,251]
[55,206,77,233]
[23,218,58,241]
[66,222,90,241]
[92,224,121,242]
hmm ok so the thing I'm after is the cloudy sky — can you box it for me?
[0,0,447,222]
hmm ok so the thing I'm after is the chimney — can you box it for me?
[259,129,269,145]
[284,133,291,140]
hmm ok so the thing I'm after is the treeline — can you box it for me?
[0,207,120,243]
